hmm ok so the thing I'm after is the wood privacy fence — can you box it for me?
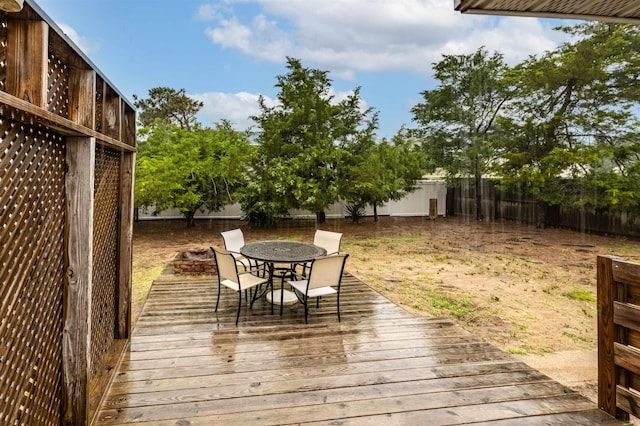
[0,2,135,425]
[597,255,640,421]
[448,178,640,237]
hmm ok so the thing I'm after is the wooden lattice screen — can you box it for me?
[0,113,66,425]
[91,147,121,376]
[0,1,136,425]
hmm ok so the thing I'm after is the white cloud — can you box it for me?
[191,88,366,131]
[58,23,101,55]
[205,14,292,61]
[191,91,271,131]
[201,0,571,78]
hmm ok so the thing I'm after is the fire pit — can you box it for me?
[174,248,215,275]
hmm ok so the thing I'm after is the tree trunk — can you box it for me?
[373,203,379,222]
[186,211,197,227]
[535,199,547,229]
[316,211,326,224]
[474,168,483,221]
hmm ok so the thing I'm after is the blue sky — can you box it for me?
[34,0,574,138]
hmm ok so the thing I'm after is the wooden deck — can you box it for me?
[94,272,624,425]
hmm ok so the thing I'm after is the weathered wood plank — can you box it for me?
[614,301,640,334]
[0,91,135,151]
[471,410,622,425]
[104,368,552,409]
[68,68,95,128]
[616,385,640,418]
[117,151,135,339]
[613,258,640,289]
[614,343,640,377]
[97,384,585,425]
[94,274,620,425]
[599,255,619,416]
[5,20,48,106]
[63,136,95,425]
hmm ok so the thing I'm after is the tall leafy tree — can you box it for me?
[136,121,254,226]
[411,47,512,220]
[248,57,375,224]
[340,127,424,222]
[133,87,203,131]
[495,23,640,227]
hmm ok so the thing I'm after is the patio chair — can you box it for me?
[298,229,343,275]
[221,228,263,273]
[211,246,269,326]
[287,253,349,324]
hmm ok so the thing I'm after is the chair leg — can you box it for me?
[337,292,341,322]
[304,296,308,324]
[235,290,242,326]
[215,282,221,312]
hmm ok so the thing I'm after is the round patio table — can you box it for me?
[240,241,327,314]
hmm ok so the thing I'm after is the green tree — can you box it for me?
[411,47,512,220]
[133,87,203,131]
[248,57,375,224]
[495,23,640,227]
[135,121,254,227]
[340,127,424,222]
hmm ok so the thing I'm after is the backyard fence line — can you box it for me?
[136,179,448,221]
[448,178,640,238]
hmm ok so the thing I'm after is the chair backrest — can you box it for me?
[211,247,239,283]
[221,229,245,253]
[313,230,342,255]
[307,254,349,290]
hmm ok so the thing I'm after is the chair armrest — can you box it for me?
[287,271,308,281]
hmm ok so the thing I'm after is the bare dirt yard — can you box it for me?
[132,215,640,403]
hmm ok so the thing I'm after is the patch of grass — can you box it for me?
[505,348,528,355]
[566,289,596,302]
[427,290,477,323]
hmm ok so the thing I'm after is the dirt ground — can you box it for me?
[132,215,640,403]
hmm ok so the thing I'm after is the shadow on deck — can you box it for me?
[94,272,624,425]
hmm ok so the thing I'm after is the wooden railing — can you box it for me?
[597,255,640,421]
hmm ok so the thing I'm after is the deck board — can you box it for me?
[94,273,626,425]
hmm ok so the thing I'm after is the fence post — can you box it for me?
[597,255,619,417]
[63,137,95,425]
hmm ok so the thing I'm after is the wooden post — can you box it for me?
[68,69,96,129]
[117,151,135,339]
[63,137,95,425]
[597,255,618,417]
[5,20,48,106]
[429,198,438,219]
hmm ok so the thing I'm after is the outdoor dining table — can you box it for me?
[240,240,327,315]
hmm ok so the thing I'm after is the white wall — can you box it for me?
[137,179,447,220]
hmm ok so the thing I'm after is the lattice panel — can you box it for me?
[0,114,65,424]
[90,146,120,377]
[47,52,69,118]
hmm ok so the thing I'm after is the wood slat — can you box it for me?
[616,386,640,418]
[614,301,640,333]
[613,259,640,289]
[94,273,623,425]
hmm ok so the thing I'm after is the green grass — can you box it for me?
[566,289,596,302]
[428,290,477,322]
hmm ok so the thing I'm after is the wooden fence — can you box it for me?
[597,255,640,421]
[448,178,640,237]
[0,1,135,425]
